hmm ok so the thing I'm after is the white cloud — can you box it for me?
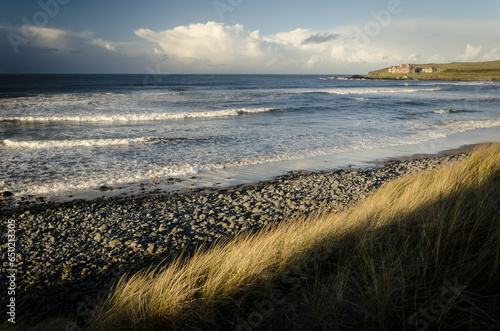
[407,54,420,62]
[482,48,500,61]
[135,22,276,69]
[90,38,117,51]
[427,54,445,63]
[134,20,500,73]
[134,22,402,73]
[455,44,482,61]
[2,18,500,74]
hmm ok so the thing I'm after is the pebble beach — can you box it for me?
[0,149,472,327]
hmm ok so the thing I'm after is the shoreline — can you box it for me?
[0,143,490,327]
[0,143,485,212]
[2,126,499,210]
[0,145,480,211]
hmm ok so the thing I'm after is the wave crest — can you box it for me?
[0,107,276,124]
[0,137,149,149]
[320,87,441,95]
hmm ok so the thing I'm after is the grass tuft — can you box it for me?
[80,144,500,330]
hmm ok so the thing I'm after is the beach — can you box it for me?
[0,146,478,327]
[2,1,499,326]
[2,74,500,203]
[1,74,499,328]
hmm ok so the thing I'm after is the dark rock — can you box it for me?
[99,186,110,191]
[2,191,13,197]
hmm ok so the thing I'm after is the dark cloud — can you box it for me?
[301,32,339,45]
[0,25,154,73]
[40,47,58,53]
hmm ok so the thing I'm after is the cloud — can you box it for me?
[455,44,482,61]
[0,25,152,73]
[90,38,117,51]
[482,48,500,61]
[427,54,445,63]
[453,44,499,62]
[301,32,339,45]
[135,22,268,64]
[407,54,420,62]
[133,20,500,73]
[134,22,399,73]
[2,25,117,54]
[2,19,500,74]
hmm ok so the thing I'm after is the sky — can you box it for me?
[0,0,499,74]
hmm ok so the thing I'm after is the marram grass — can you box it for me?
[51,144,500,329]
[88,144,500,330]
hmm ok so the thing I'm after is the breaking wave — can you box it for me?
[1,137,150,149]
[317,87,442,95]
[0,136,226,149]
[0,107,277,124]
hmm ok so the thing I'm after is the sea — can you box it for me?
[1,74,499,201]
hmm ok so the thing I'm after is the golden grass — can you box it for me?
[81,144,500,329]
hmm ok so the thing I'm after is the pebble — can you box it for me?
[0,153,468,327]
[109,239,121,248]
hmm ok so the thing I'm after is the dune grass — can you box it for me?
[73,144,500,329]
[87,144,500,330]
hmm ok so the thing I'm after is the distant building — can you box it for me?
[388,64,419,74]
[389,64,439,74]
[421,67,438,73]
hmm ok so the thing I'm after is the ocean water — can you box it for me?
[1,74,499,199]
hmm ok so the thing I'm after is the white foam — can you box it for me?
[7,162,227,197]
[5,119,500,197]
[440,119,500,134]
[433,109,460,114]
[0,107,275,123]
[318,76,345,80]
[319,87,441,95]
[2,78,499,200]
[1,137,149,149]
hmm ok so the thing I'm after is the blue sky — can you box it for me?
[1,0,499,73]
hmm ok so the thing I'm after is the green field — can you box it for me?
[368,60,500,81]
